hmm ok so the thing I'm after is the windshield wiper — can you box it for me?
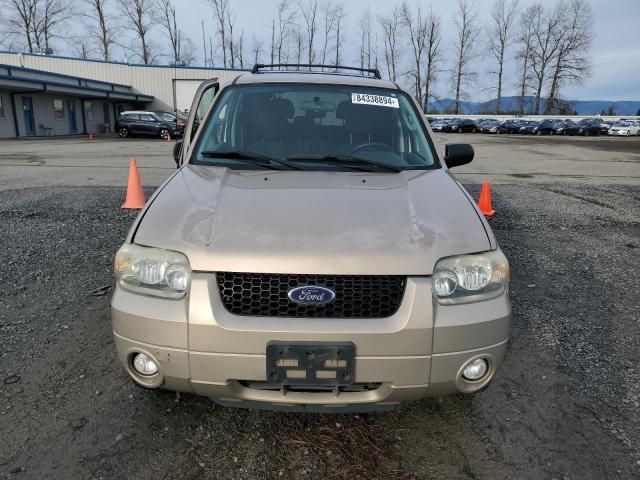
[200,151,302,170]
[285,155,402,172]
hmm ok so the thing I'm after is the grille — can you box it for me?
[216,273,406,318]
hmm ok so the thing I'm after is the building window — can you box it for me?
[0,96,5,118]
[85,101,94,121]
[53,99,64,119]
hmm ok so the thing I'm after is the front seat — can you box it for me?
[245,98,294,158]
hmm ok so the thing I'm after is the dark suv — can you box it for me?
[116,111,183,139]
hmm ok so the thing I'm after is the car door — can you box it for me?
[140,114,159,136]
[179,78,219,165]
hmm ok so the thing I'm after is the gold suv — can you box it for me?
[112,65,511,412]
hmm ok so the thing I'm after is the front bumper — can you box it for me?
[111,274,511,410]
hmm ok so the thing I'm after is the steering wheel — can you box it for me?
[350,142,396,156]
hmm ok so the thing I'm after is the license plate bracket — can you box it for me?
[266,341,355,387]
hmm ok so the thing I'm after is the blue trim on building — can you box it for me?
[0,50,249,73]
[0,72,153,101]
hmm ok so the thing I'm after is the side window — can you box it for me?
[192,86,217,139]
[200,93,236,151]
[141,114,155,122]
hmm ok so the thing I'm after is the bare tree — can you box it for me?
[299,0,319,64]
[227,8,235,67]
[292,27,304,63]
[544,0,593,114]
[528,2,565,114]
[4,0,72,53]
[451,0,479,114]
[400,1,427,105]
[82,0,116,61]
[319,0,338,65]
[358,8,373,70]
[118,0,156,64]
[231,29,244,68]
[157,0,188,64]
[516,4,536,114]
[251,34,263,64]
[379,6,401,81]
[3,0,38,52]
[487,0,519,113]
[333,3,345,66]
[210,0,229,67]
[272,0,297,64]
[34,0,73,51]
[423,9,442,110]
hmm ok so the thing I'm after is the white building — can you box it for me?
[0,51,244,138]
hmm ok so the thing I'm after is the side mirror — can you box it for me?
[173,140,182,167]
[444,143,474,168]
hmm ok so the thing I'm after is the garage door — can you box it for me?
[174,80,205,112]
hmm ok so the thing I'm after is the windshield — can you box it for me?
[614,122,630,127]
[192,83,438,171]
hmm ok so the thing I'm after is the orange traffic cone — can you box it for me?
[477,181,496,218]
[122,158,146,209]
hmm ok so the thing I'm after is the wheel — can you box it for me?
[471,127,476,133]
[583,129,589,136]
[160,128,170,140]
[118,127,129,138]
[457,126,462,133]
[536,130,542,136]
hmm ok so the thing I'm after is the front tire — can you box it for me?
[160,128,170,140]
[118,127,129,138]
[457,127,462,133]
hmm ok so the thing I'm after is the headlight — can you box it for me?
[114,243,191,299]
[433,249,509,305]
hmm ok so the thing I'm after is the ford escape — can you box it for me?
[111,64,511,412]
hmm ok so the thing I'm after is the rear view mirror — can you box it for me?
[173,140,182,167]
[444,143,474,168]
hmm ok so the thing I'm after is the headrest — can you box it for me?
[270,98,294,119]
[336,101,352,120]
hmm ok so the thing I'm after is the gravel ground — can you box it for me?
[0,181,639,480]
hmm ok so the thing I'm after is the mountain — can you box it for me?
[427,96,640,116]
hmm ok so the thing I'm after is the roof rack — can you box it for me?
[251,63,382,80]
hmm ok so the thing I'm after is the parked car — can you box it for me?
[154,111,188,130]
[498,119,522,134]
[566,118,601,136]
[552,120,573,135]
[444,118,478,133]
[517,120,539,134]
[116,111,183,138]
[530,120,555,135]
[608,121,640,136]
[430,119,450,132]
[481,120,501,134]
[111,64,511,412]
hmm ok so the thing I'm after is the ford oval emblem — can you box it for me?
[288,286,336,305]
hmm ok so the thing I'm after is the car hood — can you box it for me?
[132,165,491,275]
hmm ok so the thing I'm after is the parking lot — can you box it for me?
[0,134,639,479]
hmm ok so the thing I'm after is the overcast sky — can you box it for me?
[172,0,639,102]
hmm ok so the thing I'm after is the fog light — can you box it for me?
[132,353,158,376]
[462,358,488,381]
